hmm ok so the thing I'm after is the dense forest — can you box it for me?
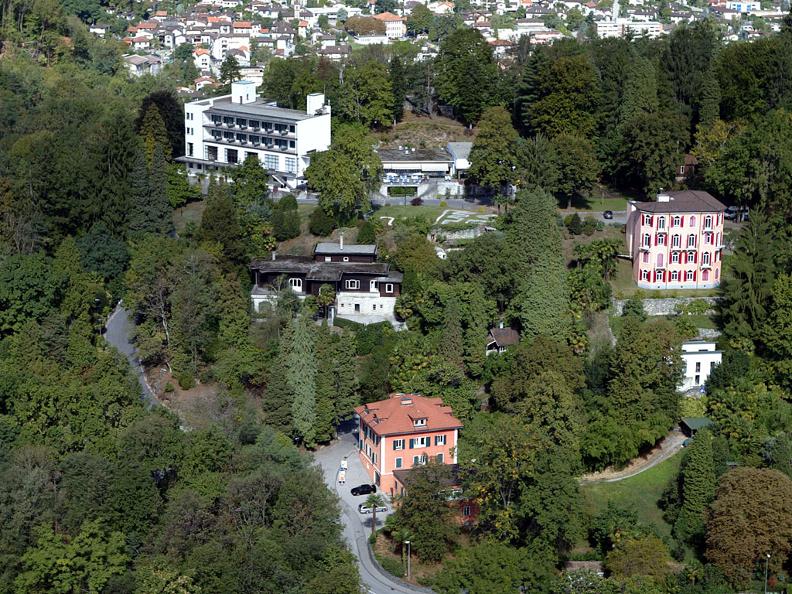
[1,1,792,592]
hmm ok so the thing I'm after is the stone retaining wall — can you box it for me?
[612,296,720,316]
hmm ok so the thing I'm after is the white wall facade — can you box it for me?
[680,341,722,391]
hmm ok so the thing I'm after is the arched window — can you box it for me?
[702,252,711,265]
[658,216,666,230]
[642,233,651,247]
[656,253,664,267]
[288,278,303,292]
[690,216,697,226]
[672,234,680,248]
[704,215,713,229]
[672,216,682,227]
[702,269,710,281]
[687,234,696,248]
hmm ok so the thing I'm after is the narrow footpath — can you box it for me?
[580,428,686,484]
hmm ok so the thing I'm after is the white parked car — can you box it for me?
[358,502,387,515]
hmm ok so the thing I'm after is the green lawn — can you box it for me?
[566,195,629,212]
[372,203,483,225]
[581,452,682,541]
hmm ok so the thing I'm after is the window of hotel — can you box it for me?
[395,457,402,468]
[237,118,247,128]
[643,214,652,226]
[642,233,651,247]
[435,435,446,446]
[393,439,404,450]
[641,270,649,281]
[642,252,649,264]
[187,142,193,156]
[671,271,679,281]
[223,131,234,140]
[385,283,394,293]
[672,216,681,226]
[657,216,666,229]
[226,148,238,163]
[285,157,297,173]
[672,234,680,248]
[704,215,712,229]
[345,279,360,290]
[412,436,429,447]
[656,253,664,267]
[704,232,713,244]
[686,271,694,281]
[687,234,696,248]
[249,120,259,129]
[288,278,302,291]
[657,233,666,246]
[671,252,680,263]
[690,216,697,226]
[702,269,709,281]
[688,250,696,263]
[702,252,711,265]
[289,125,295,133]
[264,154,279,170]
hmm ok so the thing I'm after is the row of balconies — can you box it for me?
[209,120,294,137]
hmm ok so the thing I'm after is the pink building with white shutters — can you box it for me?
[626,191,726,290]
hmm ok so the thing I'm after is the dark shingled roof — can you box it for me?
[250,256,390,281]
[488,327,519,347]
[631,191,725,214]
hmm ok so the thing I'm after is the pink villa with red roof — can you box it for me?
[355,393,462,496]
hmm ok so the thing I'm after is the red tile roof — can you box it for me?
[374,11,403,21]
[355,393,463,436]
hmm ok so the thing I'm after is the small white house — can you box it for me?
[680,340,722,392]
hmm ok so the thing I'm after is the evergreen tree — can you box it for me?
[199,181,245,264]
[619,57,659,124]
[139,104,172,167]
[674,428,716,544]
[127,145,172,237]
[287,318,317,448]
[697,69,721,128]
[389,55,407,124]
[263,341,294,432]
[508,190,570,340]
[136,90,185,158]
[515,134,559,194]
[219,54,241,87]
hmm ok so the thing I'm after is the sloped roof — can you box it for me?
[355,393,463,436]
[631,191,725,214]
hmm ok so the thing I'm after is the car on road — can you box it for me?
[603,210,613,220]
[358,502,388,515]
[351,484,377,496]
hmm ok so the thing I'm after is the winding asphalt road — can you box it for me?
[314,433,434,594]
[104,302,157,408]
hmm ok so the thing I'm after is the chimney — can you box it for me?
[339,232,344,250]
[657,191,671,203]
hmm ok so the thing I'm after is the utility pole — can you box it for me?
[404,540,411,579]
[765,553,771,594]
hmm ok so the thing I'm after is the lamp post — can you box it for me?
[404,540,411,579]
[765,552,771,594]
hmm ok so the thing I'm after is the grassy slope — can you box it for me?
[581,452,682,541]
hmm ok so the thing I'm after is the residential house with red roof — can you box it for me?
[355,393,463,495]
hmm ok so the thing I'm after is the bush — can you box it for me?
[439,200,447,207]
[333,317,364,331]
[565,213,583,235]
[376,554,405,578]
[581,217,597,236]
[277,194,298,210]
[357,220,377,244]
[164,382,175,393]
[177,373,195,390]
[410,197,423,206]
[273,207,300,241]
[387,186,418,197]
[309,206,335,236]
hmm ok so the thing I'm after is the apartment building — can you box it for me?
[180,80,331,188]
[680,340,722,392]
[373,11,407,38]
[355,393,463,495]
[626,190,726,290]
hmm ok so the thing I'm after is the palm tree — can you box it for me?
[365,493,385,536]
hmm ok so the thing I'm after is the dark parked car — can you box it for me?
[603,210,614,220]
[351,484,376,496]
